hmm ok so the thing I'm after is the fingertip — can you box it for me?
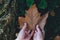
[36,25,39,29]
[36,25,40,31]
[24,23,27,26]
[36,25,39,28]
[22,23,27,29]
[28,30,34,39]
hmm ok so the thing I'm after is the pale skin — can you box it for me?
[16,13,48,40]
[15,23,34,40]
[33,13,48,40]
[33,25,43,40]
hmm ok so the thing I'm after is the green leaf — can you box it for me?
[38,0,47,9]
[26,0,34,8]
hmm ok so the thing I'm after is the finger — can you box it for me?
[22,23,27,30]
[36,25,40,32]
[30,30,34,37]
[17,23,27,39]
[34,30,37,36]
[28,30,31,34]
[25,31,29,34]
[33,30,37,40]
[28,30,34,39]
[25,30,31,35]
[19,23,27,36]
[17,30,25,40]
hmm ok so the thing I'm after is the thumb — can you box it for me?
[22,23,27,30]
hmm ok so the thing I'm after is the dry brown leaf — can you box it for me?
[25,4,41,30]
[18,17,25,28]
[18,4,42,30]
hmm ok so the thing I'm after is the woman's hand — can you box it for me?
[16,23,34,40]
[33,25,43,40]
[33,13,48,40]
[39,13,48,30]
[39,13,48,36]
[16,13,48,40]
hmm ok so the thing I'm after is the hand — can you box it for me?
[33,25,43,40]
[33,13,48,40]
[16,23,34,40]
[39,13,48,36]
